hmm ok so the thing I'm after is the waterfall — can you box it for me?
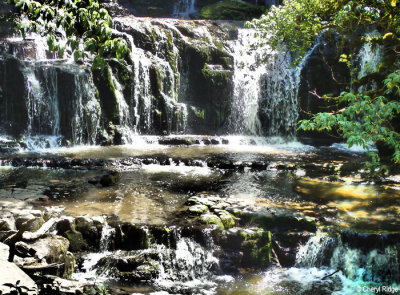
[24,66,60,137]
[99,221,115,252]
[117,24,187,138]
[21,63,100,148]
[153,230,219,294]
[70,70,101,145]
[295,231,400,284]
[229,29,300,136]
[173,0,197,19]
[356,30,384,92]
[110,70,137,143]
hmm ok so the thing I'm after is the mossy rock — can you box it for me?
[200,0,265,20]
[217,211,236,229]
[199,213,224,230]
[188,204,209,215]
[221,227,271,268]
[64,229,89,252]
[0,220,12,231]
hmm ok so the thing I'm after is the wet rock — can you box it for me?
[211,138,220,145]
[74,217,101,248]
[15,214,36,230]
[0,230,16,243]
[220,227,272,268]
[55,217,75,235]
[188,204,209,215]
[26,217,46,233]
[28,235,69,263]
[15,241,36,258]
[199,213,224,230]
[116,223,149,250]
[273,232,312,267]
[239,211,317,232]
[25,235,75,278]
[158,138,194,145]
[100,171,120,187]
[186,196,202,205]
[95,251,160,282]
[63,230,89,252]
[216,210,236,229]
[0,219,12,231]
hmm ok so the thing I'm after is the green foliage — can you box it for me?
[251,0,400,176]
[9,0,129,68]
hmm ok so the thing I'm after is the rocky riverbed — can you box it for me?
[1,138,400,294]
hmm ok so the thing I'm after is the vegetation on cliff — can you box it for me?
[251,0,400,176]
[200,0,265,20]
[8,0,128,67]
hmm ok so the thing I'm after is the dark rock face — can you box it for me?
[112,0,267,19]
[297,31,350,141]
[199,0,265,20]
[0,57,28,137]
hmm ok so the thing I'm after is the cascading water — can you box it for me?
[111,25,187,140]
[22,63,100,148]
[24,66,59,137]
[72,219,115,282]
[294,231,400,292]
[70,69,101,145]
[73,225,221,294]
[229,29,300,136]
[356,30,384,92]
[172,0,197,19]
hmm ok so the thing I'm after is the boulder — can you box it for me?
[199,213,224,230]
[63,229,89,252]
[100,171,121,187]
[188,204,209,215]
[0,259,37,295]
[24,235,75,278]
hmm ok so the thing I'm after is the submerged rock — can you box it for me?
[100,171,121,187]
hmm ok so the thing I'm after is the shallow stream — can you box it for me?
[1,137,400,294]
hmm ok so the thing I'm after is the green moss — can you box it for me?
[240,229,271,268]
[166,32,176,66]
[202,64,232,86]
[200,0,265,21]
[154,66,163,93]
[188,204,209,214]
[64,229,89,252]
[151,28,158,44]
[93,64,119,124]
[219,212,236,229]
[110,59,131,89]
[199,213,224,230]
